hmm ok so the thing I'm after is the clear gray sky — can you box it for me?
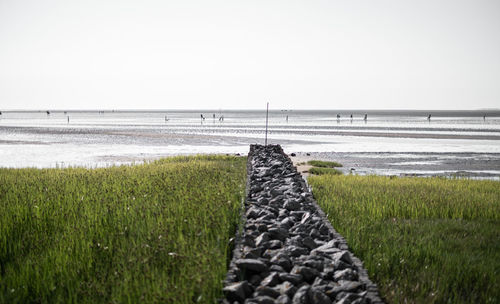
[1,0,499,110]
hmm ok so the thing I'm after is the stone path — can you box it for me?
[222,144,383,304]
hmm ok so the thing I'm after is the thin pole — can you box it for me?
[265,102,269,146]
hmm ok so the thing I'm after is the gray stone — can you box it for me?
[257,197,269,205]
[312,247,340,257]
[300,212,311,224]
[246,207,260,219]
[243,234,256,247]
[312,277,329,287]
[253,286,281,298]
[286,245,309,257]
[268,240,283,249]
[311,239,336,252]
[331,251,353,265]
[252,295,275,304]
[278,209,289,219]
[280,217,295,229]
[236,259,268,273]
[318,223,329,235]
[276,294,292,304]
[257,223,268,232]
[249,274,262,286]
[334,269,358,281]
[309,228,320,238]
[223,281,251,302]
[292,285,311,304]
[271,188,284,197]
[278,273,303,285]
[302,237,317,250]
[255,232,270,247]
[323,266,335,279]
[270,254,292,271]
[262,248,282,259]
[276,281,297,297]
[284,199,301,211]
[336,292,361,304]
[268,227,289,241]
[290,211,306,219]
[287,235,303,247]
[309,287,332,304]
[291,266,320,283]
[243,246,263,259]
[257,209,272,218]
[304,259,324,271]
[333,281,363,293]
[269,264,285,273]
[257,213,275,222]
[261,272,281,287]
[334,259,351,271]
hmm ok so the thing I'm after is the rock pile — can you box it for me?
[222,144,383,304]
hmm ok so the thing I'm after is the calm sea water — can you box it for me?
[1,110,499,175]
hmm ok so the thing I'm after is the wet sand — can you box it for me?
[290,152,500,179]
[1,118,499,178]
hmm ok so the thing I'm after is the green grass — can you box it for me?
[309,175,500,304]
[0,155,247,304]
[309,167,343,176]
[307,160,343,168]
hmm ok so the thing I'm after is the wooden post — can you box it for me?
[265,102,269,146]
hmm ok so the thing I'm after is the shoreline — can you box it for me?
[290,151,500,180]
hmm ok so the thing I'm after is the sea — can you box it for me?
[1,110,499,179]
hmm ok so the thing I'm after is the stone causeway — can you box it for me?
[222,144,383,304]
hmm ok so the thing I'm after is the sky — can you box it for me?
[0,0,499,110]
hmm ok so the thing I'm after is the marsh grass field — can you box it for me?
[0,155,246,303]
[2,153,500,304]
[309,175,500,303]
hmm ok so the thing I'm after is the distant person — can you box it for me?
[165,115,169,122]
[286,115,288,122]
[427,114,431,121]
[46,111,50,115]
[483,114,486,121]
[364,114,367,121]
[67,116,69,124]
[350,114,353,119]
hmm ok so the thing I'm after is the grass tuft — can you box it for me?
[309,167,342,175]
[307,160,343,168]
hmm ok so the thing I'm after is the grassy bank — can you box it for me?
[309,175,500,303]
[0,156,246,303]
[307,160,342,168]
[309,167,343,176]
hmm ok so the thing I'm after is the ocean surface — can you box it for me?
[1,110,499,178]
